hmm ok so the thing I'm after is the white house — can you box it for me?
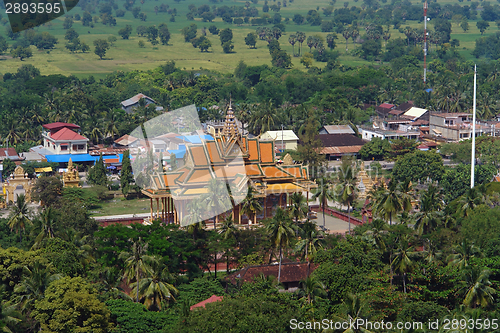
[260,130,299,151]
[42,122,89,155]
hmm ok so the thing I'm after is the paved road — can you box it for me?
[314,212,352,235]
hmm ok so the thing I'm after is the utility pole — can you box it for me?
[424,1,428,83]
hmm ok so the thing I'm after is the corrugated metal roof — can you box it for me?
[260,130,299,141]
[320,125,355,135]
[403,107,428,119]
[120,93,156,107]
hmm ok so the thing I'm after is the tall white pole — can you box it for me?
[424,2,428,83]
[471,64,477,189]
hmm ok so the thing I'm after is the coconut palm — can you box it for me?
[462,267,496,309]
[295,221,324,276]
[362,219,387,252]
[99,267,133,301]
[458,187,483,217]
[413,185,444,236]
[298,276,326,305]
[448,240,482,269]
[203,179,231,229]
[313,177,334,229]
[13,262,62,312]
[8,194,32,244]
[265,207,295,282]
[132,258,178,310]
[371,180,405,225]
[31,207,58,250]
[0,286,21,333]
[335,158,358,234]
[288,192,308,224]
[219,215,239,273]
[391,234,418,294]
[333,293,374,333]
[240,187,262,227]
[119,238,157,303]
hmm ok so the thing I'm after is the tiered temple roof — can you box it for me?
[143,105,315,200]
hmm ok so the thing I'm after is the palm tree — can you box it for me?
[413,184,444,236]
[103,109,121,142]
[313,177,334,229]
[219,215,239,274]
[288,192,308,224]
[462,267,496,308]
[333,293,374,333]
[13,262,62,312]
[391,234,417,294]
[0,286,21,333]
[202,179,231,229]
[298,276,326,305]
[288,34,297,55]
[132,258,178,310]
[119,238,157,303]
[8,194,32,243]
[371,180,405,225]
[99,267,133,301]
[448,240,482,269]
[335,158,358,234]
[240,187,262,227]
[458,187,483,217]
[3,118,21,147]
[362,219,387,252]
[265,207,295,282]
[296,31,306,55]
[31,207,58,250]
[295,221,323,276]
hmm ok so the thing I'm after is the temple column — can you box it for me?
[167,197,171,224]
[174,203,178,224]
[156,198,159,220]
[161,198,165,223]
[264,196,267,219]
[150,198,153,220]
[238,204,241,225]
[279,194,282,209]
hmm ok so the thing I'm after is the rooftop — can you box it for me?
[42,122,80,131]
[320,125,355,135]
[431,112,471,118]
[378,103,395,109]
[49,127,88,141]
[260,130,299,141]
[315,134,366,147]
[120,93,156,107]
[403,107,428,120]
[225,262,317,284]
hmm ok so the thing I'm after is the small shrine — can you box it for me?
[357,162,376,199]
[63,158,81,187]
[4,165,33,203]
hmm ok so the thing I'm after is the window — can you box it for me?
[61,145,68,151]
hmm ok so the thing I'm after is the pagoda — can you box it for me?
[141,105,316,227]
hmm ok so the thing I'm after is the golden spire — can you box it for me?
[222,100,238,139]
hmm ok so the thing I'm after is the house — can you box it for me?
[401,107,429,121]
[120,93,158,113]
[376,103,396,118]
[315,134,366,160]
[42,122,89,155]
[190,295,223,310]
[260,130,299,152]
[0,148,24,163]
[429,112,489,142]
[319,125,355,135]
[114,134,139,148]
[361,118,420,141]
[225,262,317,291]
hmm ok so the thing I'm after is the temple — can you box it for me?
[141,106,316,227]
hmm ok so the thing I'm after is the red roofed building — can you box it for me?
[190,295,224,310]
[42,122,89,155]
[376,103,396,118]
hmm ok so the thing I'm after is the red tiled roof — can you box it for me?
[42,122,80,130]
[50,127,88,141]
[378,103,395,109]
[226,262,317,284]
[190,295,223,310]
[0,148,19,158]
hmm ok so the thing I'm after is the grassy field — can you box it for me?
[0,0,498,77]
[89,196,152,216]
